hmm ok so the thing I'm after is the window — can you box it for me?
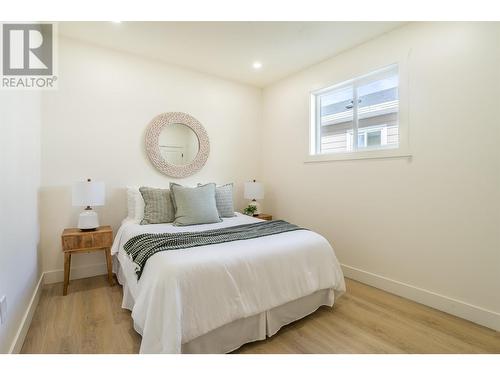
[310,65,399,157]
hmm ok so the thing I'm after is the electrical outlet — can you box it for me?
[0,296,6,325]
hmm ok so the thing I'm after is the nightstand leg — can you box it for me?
[105,248,114,286]
[63,253,71,296]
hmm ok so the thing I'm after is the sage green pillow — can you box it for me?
[139,187,175,225]
[170,183,222,226]
[198,183,236,218]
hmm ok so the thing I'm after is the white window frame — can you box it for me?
[306,62,411,162]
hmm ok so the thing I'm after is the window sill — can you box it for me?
[304,148,412,163]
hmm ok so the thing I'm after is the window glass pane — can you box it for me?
[319,85,354,154]
[357,71,399,149]
[357,133,365,148]
[367,130,381,147]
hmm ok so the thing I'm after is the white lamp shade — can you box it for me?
[72,180,105,207]
[244,181,264,200]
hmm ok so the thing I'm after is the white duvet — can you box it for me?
[111,213,345,353]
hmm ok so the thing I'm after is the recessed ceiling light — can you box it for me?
[252,61,262,70]
[111,21,122,23]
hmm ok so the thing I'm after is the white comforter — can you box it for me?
[111,213,345,353]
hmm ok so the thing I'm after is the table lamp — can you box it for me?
[244,179,264,215]
[72,178,105,231]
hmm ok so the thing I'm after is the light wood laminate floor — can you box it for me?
[21,276,500,354]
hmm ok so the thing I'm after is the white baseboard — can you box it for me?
[8,273,44,354]
[43,262,108,284]
[341,264,500,331]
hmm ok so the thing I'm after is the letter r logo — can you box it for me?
[2,24,53,75]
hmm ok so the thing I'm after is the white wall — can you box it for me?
[40,37,262,282]
[0,91,41,352]
[261,22,500,328]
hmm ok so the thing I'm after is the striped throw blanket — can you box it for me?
[123,220,306,280]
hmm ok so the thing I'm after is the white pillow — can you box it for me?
[127,186,145,222]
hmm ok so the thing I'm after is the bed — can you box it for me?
[111,213,346,354]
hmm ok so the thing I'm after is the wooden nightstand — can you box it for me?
[61,225,114,295]
[254,213,272,221]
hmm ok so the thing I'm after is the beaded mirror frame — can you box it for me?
[145,112,210,178]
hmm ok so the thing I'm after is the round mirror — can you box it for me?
[159,123,200,166]
[145,112,210,178]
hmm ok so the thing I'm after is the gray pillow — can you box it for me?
[139,187,175,225]
[170,183,222,226]
[198,183,236,218]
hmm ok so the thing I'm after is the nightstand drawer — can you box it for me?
[93,231,113,248]
[62,234,93,250]
[61,226,113,252]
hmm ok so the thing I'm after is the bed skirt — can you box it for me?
[113,255,335,353]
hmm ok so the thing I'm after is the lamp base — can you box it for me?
[78,210,100,231]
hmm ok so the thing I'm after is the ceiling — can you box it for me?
[59,22,404,87]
